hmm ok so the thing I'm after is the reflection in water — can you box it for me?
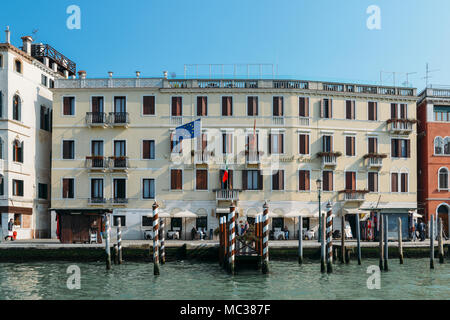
[0,259,449,300]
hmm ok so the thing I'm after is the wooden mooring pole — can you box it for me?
[398,218,404,264]
[439,218,444,264]
[384,215,389,271]
[379,214,384,270]
[229,204,236,275]
[160,218,166,264]
[113,244,118,265]
[105,214,112,270]
[224,214,228,269]
[326,202,333,273]
[298,216,303,264]
[262,202,269,274]
[356,213,361,265]
[152,202,160,276]
[117,217,123,264]
[430,215,435,269]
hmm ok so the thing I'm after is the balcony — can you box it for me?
[216,189,240,201]
[88,197,107,205]
[298,117,310,126]
[363,154,387,169]
[85,156,108,170]
[109,156,129,170]
[109,112,130,126]
[111,198,128,205]
[170,116,183,126]
[194,151,209,165]
[317,152,341,168]
[339,190,368,203]
[272,116,285,125]
[246,151,262,165]
[86,112,107,127]
[387,119,415,134]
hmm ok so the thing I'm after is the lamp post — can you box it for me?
[316,179,322,243]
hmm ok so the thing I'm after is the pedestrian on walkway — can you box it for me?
[4,219,14,241]
[418,219,426,241]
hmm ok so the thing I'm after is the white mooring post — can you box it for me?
[229,203,236,275]
[153,202,160,275]
[117,217,123,264]
[105,214,111,270]
[298,216,303,264]
[160,218,166,265]
[326,202,333,273]
[262,202,269,274]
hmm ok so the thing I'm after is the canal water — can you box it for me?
[0,259,449,300]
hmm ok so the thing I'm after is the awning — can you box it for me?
[172,211,197,218]
[341,208,365,216]
[145,212,171,218]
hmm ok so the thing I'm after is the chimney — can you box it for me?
[52,62,58,73]
[43,57,49,67]
[5,26,10,44]
[78,70,87,79]
[21,36,33,54]
[136,71,141,78]
[163,71,168,79]
[108,71,113,78]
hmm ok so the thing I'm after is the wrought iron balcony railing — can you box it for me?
[86,112,107,126]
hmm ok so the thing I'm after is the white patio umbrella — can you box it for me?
[172,211,197,240]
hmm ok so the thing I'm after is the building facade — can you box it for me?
[417,87,450,236]
[50,74,418,241]
[0,28,75,239]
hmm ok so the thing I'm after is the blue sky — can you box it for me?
[1,0,449,89]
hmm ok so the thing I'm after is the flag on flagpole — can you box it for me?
[175,119,201,140]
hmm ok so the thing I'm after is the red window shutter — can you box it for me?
[299,98,304,117]
[400,104,407,119]
[329,99,333,118]
[401,173,408,192]
[305,171,310,190]
[242,170,248,190]
[374,173,378,191]
[92,97,99,113]
[369,173,374,191]
[391,140,396,157]
[351,137,355,156]
[345,172,352,190]
[279,134,284,153]
[63,179,69,197]
[305,135,309,154]
[143,96,155,115]
[63,97,71,115]
[143,141,150,159]
[323,172,329,191]
[280,170,284,190]
[346,101,351,119]
[299,171,304,190]
[374,102,377,120]
[391,103,398,119]
[320,99,324,118]
[177,170,182,189]
[304,97,309,117]
[227,97,232,116]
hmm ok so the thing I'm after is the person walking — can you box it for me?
[418,220,426,241]
[4,219,14,241]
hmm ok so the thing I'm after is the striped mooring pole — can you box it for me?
[105,214,112,270]
[379,213,384,270]
[219,216,224,267]
[298,216,303,264]
[160,217,166,264]
[262,202,270,274]
[223,214,228,269]
[255,214,260,259]
[152,202,160,275]
[384,215,389,271]
[326,202,333,273]
[228,203,236,275]
[117,217,123,264]
[430,215,435,269]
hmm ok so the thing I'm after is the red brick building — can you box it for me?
[417,87,450,236]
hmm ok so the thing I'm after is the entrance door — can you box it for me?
[437,205,449,238]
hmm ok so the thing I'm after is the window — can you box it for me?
[368,137,378,154]
[400,173,408,193]
[197,96,207,116]
[92,96,104,113]
[14,214,21,227]
[143,140,155,160]
[172,97,182,116]
[13,140,23,163]
[62,140,75,159]
[299,170,310,191]
[322,135,333,152]
[222,96,233,116]
[13,95,20,121]
[143,96,155,115]
[345,136,356,156]
[243,170,263,190]
[247,96,258,116]
[62,178,74,198]
[113,216,126,227]
[391,173,399,192]
[345,171,356,190]
[114,97,126,113]
[222,132,233,154]
[14,59,22,74]
[368,172,378,192]
[299,134,310,155]
[445,137,450,155]
[434,106,450,122]
[220,169,234,189]
[40,106,50,131]
[38,183,48,199]
[0,139,2,159]
[368,102,377,121]
[272,170,284,191]
[196,170,208,190]
[12,180,24,196]
[439,168,449,190]
[273,97,284,116]
[269,133,284,154]
[322,171,333,191]
[435,137,444,155]
[0,55,2,68]
[91,179,103,200]
[91,140,103,157]
[0,175,3,196]
[321,99,332,118]
[171,169,182,190]
[113,179,127,200]
[197,133,208,152]
[49,79,55,88]
[299,97,309,117]
[391,139,411,158]
[63,97,75,116]
[346,100,356,120]
[143,179,155,199]
[391,103,407,119]
[142,216,153,227]
[41,74,48,87]
[114,140,126,158]
[0,90,3,118]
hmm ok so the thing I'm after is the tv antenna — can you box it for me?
[380,71,417,87]
[31,29,39,41]
[423,63,439,88]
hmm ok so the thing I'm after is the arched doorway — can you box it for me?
[437,204,449,238]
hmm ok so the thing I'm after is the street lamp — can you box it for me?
[316,179,322,243]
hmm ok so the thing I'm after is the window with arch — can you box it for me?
[13,140,23,163]
[14,59,22,74]
[445,137,450,155]
[13,95,21,121]
[435,137,444,155]
[439,168,449,190]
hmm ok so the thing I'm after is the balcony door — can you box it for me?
[91,179,104,201]
[114,97,126,113]
[113,179,126,201]
[345,172,356,190]
[92,97,104,113]
[114,141,126,157]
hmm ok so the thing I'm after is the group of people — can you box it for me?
[414,219,427,241]
[191,227,208,240]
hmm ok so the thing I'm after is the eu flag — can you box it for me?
[175,119,201,140]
